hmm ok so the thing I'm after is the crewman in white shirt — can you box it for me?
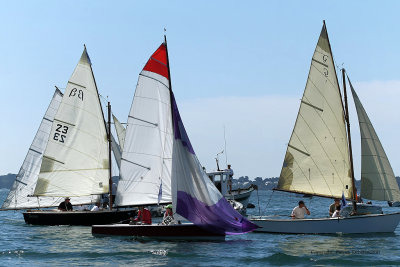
[291,200,310,219]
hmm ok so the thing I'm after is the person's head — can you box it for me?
[65,197,70,203]
[336,205,341,211]
[298,200,305,208]
[227,164,231,169]
[334,198,340,205]
[166,204,173,211]
[96,202,100,206]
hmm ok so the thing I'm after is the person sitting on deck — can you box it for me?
[58,197,73,211]
[130,206,152,225]
[332,205,341,218]
[91,202,101,211]
[291,200,310,219]
[329,198,341,217]
[161,204,175,225]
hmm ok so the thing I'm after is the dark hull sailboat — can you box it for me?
[92,223,225,241]
[23,210,134,226]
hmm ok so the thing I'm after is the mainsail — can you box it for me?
[349,78,400,201]
[170,93,257,234]
[2,89,97,209]
[276,22,353,199]
[33,47,110,197]
[115,44,173,206]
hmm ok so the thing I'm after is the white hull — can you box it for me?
[225,188,254,206]
[250,212,400,234]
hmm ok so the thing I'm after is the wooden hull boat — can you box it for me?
[249,212,400,234]
[225,185,255,206]
[91,223,225,241]
[23,209,134,226]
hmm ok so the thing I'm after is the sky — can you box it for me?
[1,1,400,179]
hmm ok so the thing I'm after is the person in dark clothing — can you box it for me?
[58,197,73,211]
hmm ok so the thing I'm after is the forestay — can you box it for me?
[349,78,400,201]
[33,47,109,197]
[115,44,173,206]
[277,22,353,199]
[2,89,97,209]
[170,94,257,234]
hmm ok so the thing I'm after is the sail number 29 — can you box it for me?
[53,124,68,143]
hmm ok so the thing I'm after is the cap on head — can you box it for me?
[65,197,70,200]
[166,204,173,209]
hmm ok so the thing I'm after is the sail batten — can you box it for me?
[33,47,109,197]
[277,23,353,199]
[349,78,400,201]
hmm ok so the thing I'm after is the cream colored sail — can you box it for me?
[33,47,109,197]
[277,23,353,199]
[349,78,400,201]
[113,114,126,150]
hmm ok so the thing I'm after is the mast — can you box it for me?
[164,34,173,93]
[341,68,357,211]
[108,102,113,210]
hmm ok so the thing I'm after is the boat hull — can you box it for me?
[249,212,400,234]
[225,187,255,206]
[23,210,134,226]
[92,223,225,241]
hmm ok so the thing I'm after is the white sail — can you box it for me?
[277,23,353,199]
[349,79,400,201]
[2,89,98,209]
[115,44,173,206]
[113,114,126,150]
[33,47,110,197]
[110,133,122,170]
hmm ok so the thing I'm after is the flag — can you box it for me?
[341,191,347,207]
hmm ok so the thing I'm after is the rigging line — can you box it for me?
[121,158,151,170]
[261,190,275,215]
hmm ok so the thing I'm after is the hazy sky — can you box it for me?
[1,1,400,179]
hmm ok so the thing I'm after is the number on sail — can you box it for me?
[53,123,68,143]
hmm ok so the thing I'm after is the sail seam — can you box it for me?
[301,101,323,112]
[311,58,329,68]
[68,81,86,88]
[287,144,310,156]
[139,73,169,89]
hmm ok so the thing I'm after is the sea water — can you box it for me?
[0,188,399,266]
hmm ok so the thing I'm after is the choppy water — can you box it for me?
[1,188,399,266]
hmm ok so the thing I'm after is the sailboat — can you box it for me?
[21,46,133,225]
[249,21,400,234]
[92,37,258,240]
[1,89,98,211]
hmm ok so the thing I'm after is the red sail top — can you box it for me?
[142,43,169,80]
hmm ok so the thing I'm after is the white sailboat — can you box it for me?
[249,21,400,234]
[1,89,97,210]
[22,46,133,225]
[92,37,258,240]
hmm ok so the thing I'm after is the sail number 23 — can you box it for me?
[53,124,68,143]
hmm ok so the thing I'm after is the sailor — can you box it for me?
[162,204,175,225]
[291,200,310,219]
[58,197,73,211]
[332,205,341,218]
[226,164,234,194]
[329,198,341,217]
[130,206,152,225]
[90,202,101,211]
